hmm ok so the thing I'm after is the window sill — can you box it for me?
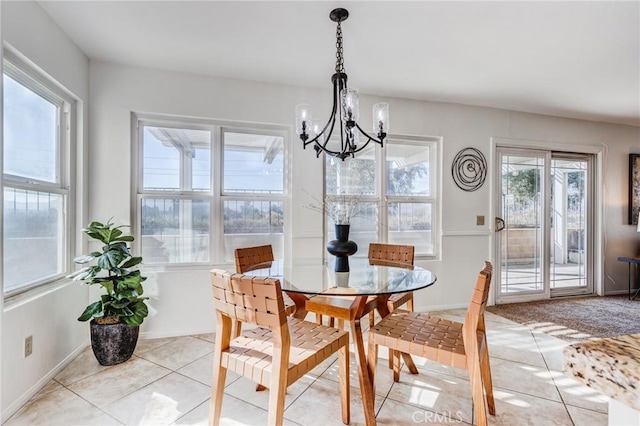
[141,263,234,274]
[3,278,76,312]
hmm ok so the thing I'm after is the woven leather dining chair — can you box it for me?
[234,245,296,337]
[367,261,495,426]
[367,243,415,327]
[210,270,350,426]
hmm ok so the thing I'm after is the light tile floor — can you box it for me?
[5,311,609,425]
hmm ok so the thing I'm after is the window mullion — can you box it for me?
[378,145,387,243]
[212,126,223,264]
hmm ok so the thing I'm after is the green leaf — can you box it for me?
[118,274,142,292]
[121,300,149,326]
[113,235,134,242]
[78,301,102,321]
[111,298,132,309]
[67,267,91,280]
[97,249,127,270]
[102,280,115,294]
[121,256,142,268]
[73,252,101,264]
[66,265,101,281]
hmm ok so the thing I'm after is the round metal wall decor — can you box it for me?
[451,147,487,192]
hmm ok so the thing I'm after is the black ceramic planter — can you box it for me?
[326,224,358,272]
[90,320,139,366]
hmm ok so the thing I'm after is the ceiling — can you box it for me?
[38,1,640,127]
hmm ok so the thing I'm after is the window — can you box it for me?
[137,117,286,265]
[325,137,439,257]
[3,53,75,296]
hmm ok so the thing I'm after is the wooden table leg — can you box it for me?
[349,296,377,426]
[305,294,380,424]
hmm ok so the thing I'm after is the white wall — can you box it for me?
[89,61,640,338]
[1,1,90,420]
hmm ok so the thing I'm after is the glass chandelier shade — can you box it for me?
[295,8,389,160]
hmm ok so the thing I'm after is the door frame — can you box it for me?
[489,137,604,305]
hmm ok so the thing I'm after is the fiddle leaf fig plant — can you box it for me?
[68,220,149,327]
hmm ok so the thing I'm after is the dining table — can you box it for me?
[242,257,437,425]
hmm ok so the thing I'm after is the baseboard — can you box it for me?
[140,328,215,340]
[2,343,88,423]
[604,289,637,296]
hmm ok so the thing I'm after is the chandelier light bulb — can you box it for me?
[310,119,325,141]
[295,104,312,136]
[341,88,360,123]
[373,102,389,134]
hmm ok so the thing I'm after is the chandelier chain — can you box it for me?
[335,21,344,74]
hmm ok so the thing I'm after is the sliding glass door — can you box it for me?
[496,148,593,303]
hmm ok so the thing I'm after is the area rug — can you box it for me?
[486,295,640,342]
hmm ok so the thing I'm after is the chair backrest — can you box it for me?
[211,269,287,330]
[462,261,493,344]
[368,243,415,266]
[234,245,274,273]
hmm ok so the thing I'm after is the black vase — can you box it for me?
[90,320,139,366]
[326,224,358,272]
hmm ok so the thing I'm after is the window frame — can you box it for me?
[133,114,289,267]
[2,50,76,298]
[324,134,440,259]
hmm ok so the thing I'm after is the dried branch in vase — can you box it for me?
[303,190,364,225]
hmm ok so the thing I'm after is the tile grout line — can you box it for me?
[530,329,577,426]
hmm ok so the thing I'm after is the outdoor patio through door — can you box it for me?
[496,148,593,303]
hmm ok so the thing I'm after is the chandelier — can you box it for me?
[295,8,389,161]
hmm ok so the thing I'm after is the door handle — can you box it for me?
[495,217,505,232]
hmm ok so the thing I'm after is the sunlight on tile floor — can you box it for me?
[5,311,608,425]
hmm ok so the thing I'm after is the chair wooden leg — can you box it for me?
[209,360,227,426]
[480,340,495,415]
[367,336,378,396]
[392,349,401,382]
[401,352,419,374]
[329,317,336,328]
[336,319,344,329]
[407,295,414,312]
[339,344,351,425]
[210,314,231,426]
[468,359,488,426]
[315,313,323,325]
[350,319,377,426]
[267,334,289,426]
[369,311,375,328]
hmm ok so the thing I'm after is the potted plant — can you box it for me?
[68,220,149,366]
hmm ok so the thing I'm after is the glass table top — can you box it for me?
[240,257,437,296]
